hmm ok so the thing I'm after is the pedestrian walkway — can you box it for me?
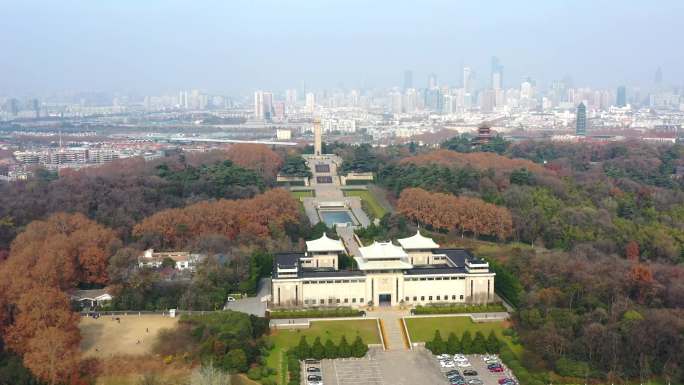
[367,308,410,351]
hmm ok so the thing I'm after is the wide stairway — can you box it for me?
[374,310,410,351]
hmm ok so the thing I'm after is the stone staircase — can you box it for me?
[372,310,410,351]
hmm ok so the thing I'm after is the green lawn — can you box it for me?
[343,189,387,219]
[264,320,380,384]
[405,316,522,356]
[290,190,314,199]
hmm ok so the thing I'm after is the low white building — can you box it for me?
[138,249,204,271]
[271,231,495,308]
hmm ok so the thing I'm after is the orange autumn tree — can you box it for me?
[0,213,118,383]
[133,188,300,248]
[24,326,81,385]
[1,212,118,293]
[226,143,283,180]
[397,187,513,240]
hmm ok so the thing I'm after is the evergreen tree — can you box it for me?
[460,331,473,354]
[337,336,352,357]
[472,331,488,354]
[296,336,311,359]
[430,330,446,354]
[323,339,338,359]
[447,332,461,354]
[311,337,325,360]
[351,336,368,358]
[486,330,502,353]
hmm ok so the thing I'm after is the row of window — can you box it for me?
[303,279,365,284]
[303,298,364,305]
[405,276,465,281]
[405,295,465,302]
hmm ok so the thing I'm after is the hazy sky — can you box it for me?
[1,0,683,96]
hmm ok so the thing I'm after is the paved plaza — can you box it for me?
[314,348,450,385]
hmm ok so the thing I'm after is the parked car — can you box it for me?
[306,367,321,373]
[440,359,456,368]
[456,361,472,367]
[489,366,504,373]
[467,379,484,385]
[307,374,323,385]
[304,359,320,365]
[462,369,478,376]
[454,354,468,362]
[437,354,452,360]
[226,296,236,302]
[449,378,467,385]
[445,370,461,377]
[498,379,516,385]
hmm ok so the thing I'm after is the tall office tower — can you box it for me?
[491,56,504,89]
[463,67,472,92]
[273,101,286,120]
[313,118,322,156]
[616,86,627,107]
[262,92,273,120]
[179,91,188,109]
[254,91,264,119]
[441,94,454,114]
[492,72,502,91]
[428,73,438,89]
[404,88,417,113]
[285,89,298,106]
[576,102,587,136]
[520,81,534,99]
[403,70,413,90]
[305,92,315,113]
[350,89,360,106]
[391,91,403,113]
[480,89,495,113]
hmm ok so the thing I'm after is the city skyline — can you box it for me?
[1,0,683,96]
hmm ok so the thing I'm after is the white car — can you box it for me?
[454,354,468,362]
[456,361,472,368]
[437,354,451,360]
[440,360,456,368]
[483,354,498,362]
[226,296,236,302]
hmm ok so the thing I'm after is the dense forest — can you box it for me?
[339,138,684,384]
[0,139,683,384]
[0,144,302,384]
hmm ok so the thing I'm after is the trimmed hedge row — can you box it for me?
[269,307,364,319]
[412,303,507,315]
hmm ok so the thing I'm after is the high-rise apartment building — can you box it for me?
[463,67,472,92]
[491,56,503,89]
[616,86,627,107]
[305,92,315,113]
[254,91,264,119]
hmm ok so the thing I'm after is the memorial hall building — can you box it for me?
[271,231,495,308]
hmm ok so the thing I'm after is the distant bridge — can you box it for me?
[163,137,300,146]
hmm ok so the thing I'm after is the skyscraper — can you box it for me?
[254,91,264,119]
[463,66,472,92]
[305,92,315,113]
[491,56,503,89]
[428,73,438,89]
[403,70,413,90]
[576,102,587,136]
[616,86,627,107]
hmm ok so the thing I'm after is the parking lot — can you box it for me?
[302,348,516,385]
[436,353,517,385]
